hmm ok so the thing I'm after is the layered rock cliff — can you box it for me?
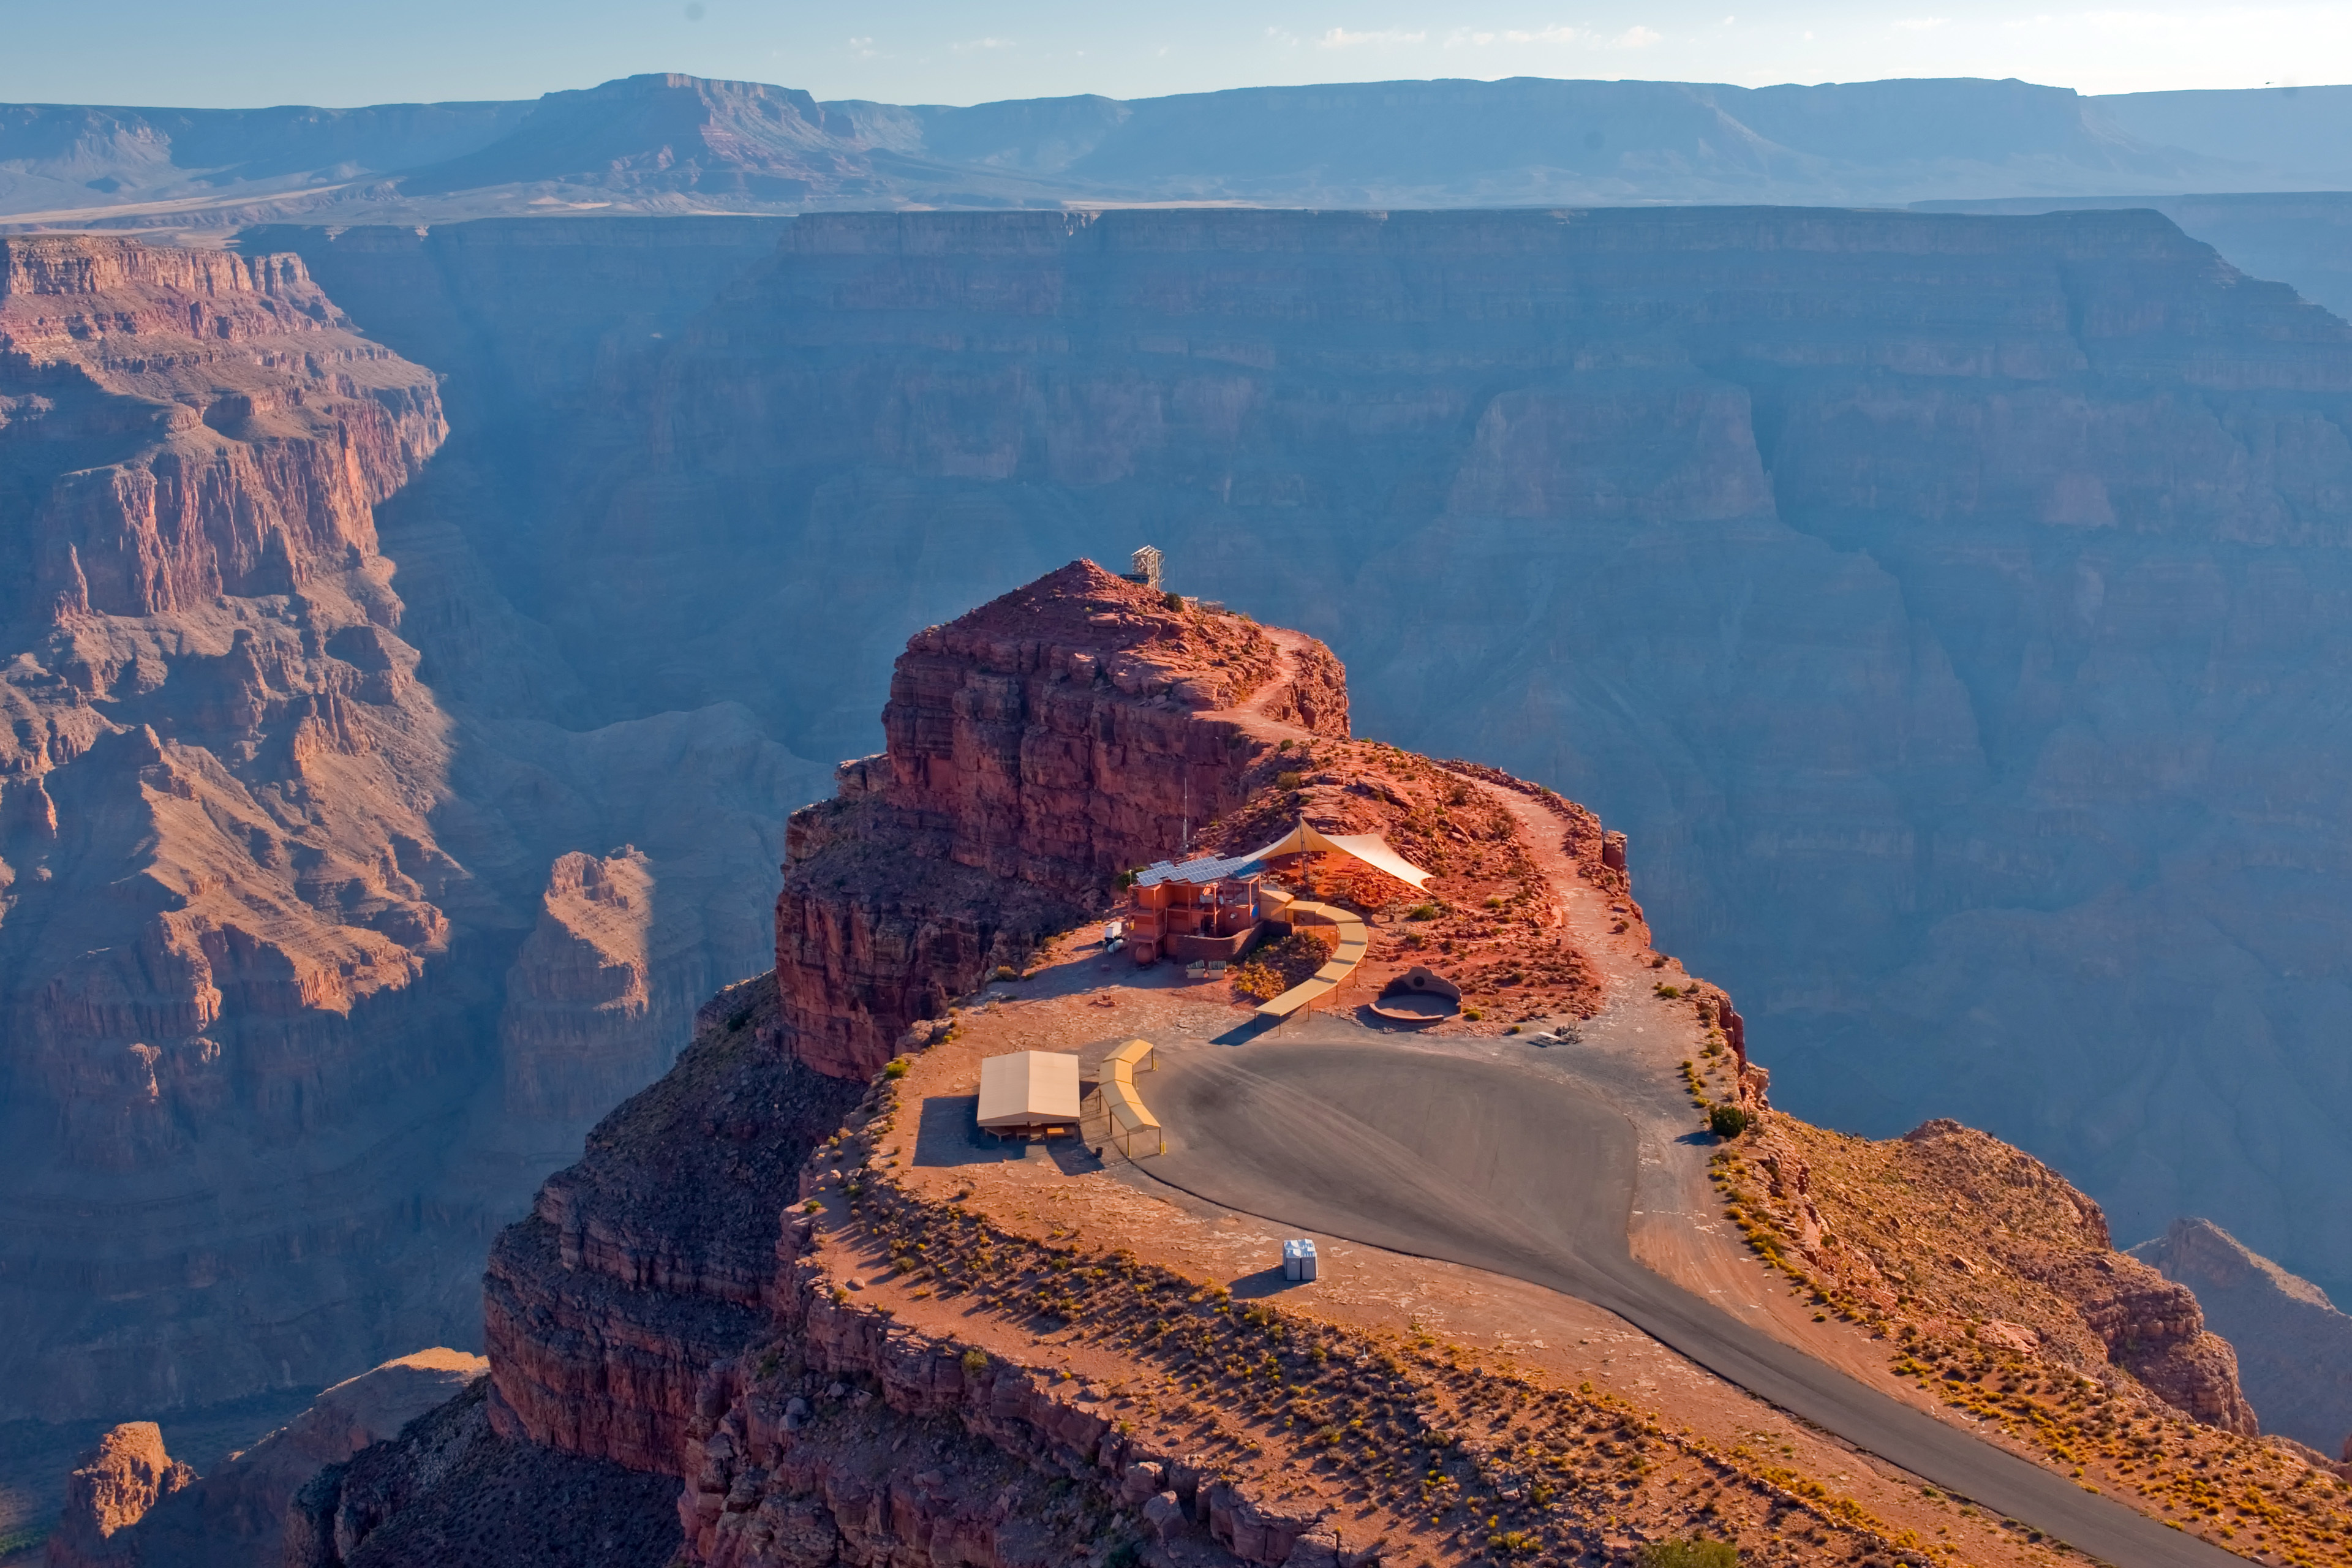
[2132,1218,2352,1456]
[0,224,841,1436]
[776,560,1346,1079]
[37,1351,484,1568]
[253,205,2352,1324]
[0,236,488,1422]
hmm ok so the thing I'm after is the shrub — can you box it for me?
[1163,589,1186,612]
[962,1348,989,1374]
[1276,771,1305,790]
[883,1060,910,1080]
[1708,1103,1752,1139]
[1405,902,1440,921]
[1462,1007,1484,1022]
[1654,982,1683,998]
[1635,1540,1739,1568]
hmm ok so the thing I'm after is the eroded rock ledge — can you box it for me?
[775,559,1346,1081]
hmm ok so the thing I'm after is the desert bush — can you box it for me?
[1276,770,1305,790]
[1163,589,1186,611]
[1405,902,1440,921]
[1635,1540,1738,1568]
[1708,1104,1752,1139]
[884,1060,910,1080]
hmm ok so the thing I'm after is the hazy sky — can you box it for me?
[2,0,2346,108]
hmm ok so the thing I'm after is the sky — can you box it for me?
[1,0,2346,108]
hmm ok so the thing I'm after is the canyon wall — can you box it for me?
[0,236,493,1423]
[0,224,830,1433]
[254,205,2352,1317]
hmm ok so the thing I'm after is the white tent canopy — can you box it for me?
[1245,819,1432,890]
[976,1050,1081,1131]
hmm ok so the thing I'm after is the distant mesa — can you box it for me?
[13,72,2352,232]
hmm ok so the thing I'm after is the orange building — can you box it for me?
[1126,853,1267,965]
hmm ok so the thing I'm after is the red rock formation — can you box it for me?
[775,560,1348,1079]
[500,848,662,1120]
[43,1423,194,1568]
[47,1350,485,1568]
[0,236,481,1422]
[481,975,861,1476]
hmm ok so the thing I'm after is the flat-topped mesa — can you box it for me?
[775,559,1347,1079]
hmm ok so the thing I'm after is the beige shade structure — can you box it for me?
[1244,820,1432,890]
[976,1050,1082,1133]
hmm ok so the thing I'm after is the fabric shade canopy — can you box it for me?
[1245,819,1431,890]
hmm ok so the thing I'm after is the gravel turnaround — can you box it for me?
[1140,1038,2242,1568]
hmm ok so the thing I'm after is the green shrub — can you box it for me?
[1404,902,1440,921]
[1708,1103,1752,1139]
[994,964,1018,981]
[1462,1007,1484,1022]
[1276,771,1305,790]
[883,1059,910,1080]
[962,1348,989,1374]
[1635,1540,1739,1568]
[1163,589,1186,611]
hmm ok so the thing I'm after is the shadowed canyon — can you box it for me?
[10,198,2352,1525]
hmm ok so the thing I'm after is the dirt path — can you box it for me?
[1203,625,1324,745]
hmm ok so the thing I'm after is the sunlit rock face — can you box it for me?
[0,226,830,1426]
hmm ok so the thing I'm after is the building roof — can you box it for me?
[1134,852,1264,888]
[976,1050,1082,1129]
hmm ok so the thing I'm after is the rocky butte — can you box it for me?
[111,562,2319,1568]
[255,203,2352,1329]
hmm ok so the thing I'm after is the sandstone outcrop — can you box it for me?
[49,1349,486,1568]
[500,848,665,1121]
[1727,1115,2258,1435]
[2131,1217,2352,1455]
[775,560,1346,1080]
[43,1423,192,1568]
